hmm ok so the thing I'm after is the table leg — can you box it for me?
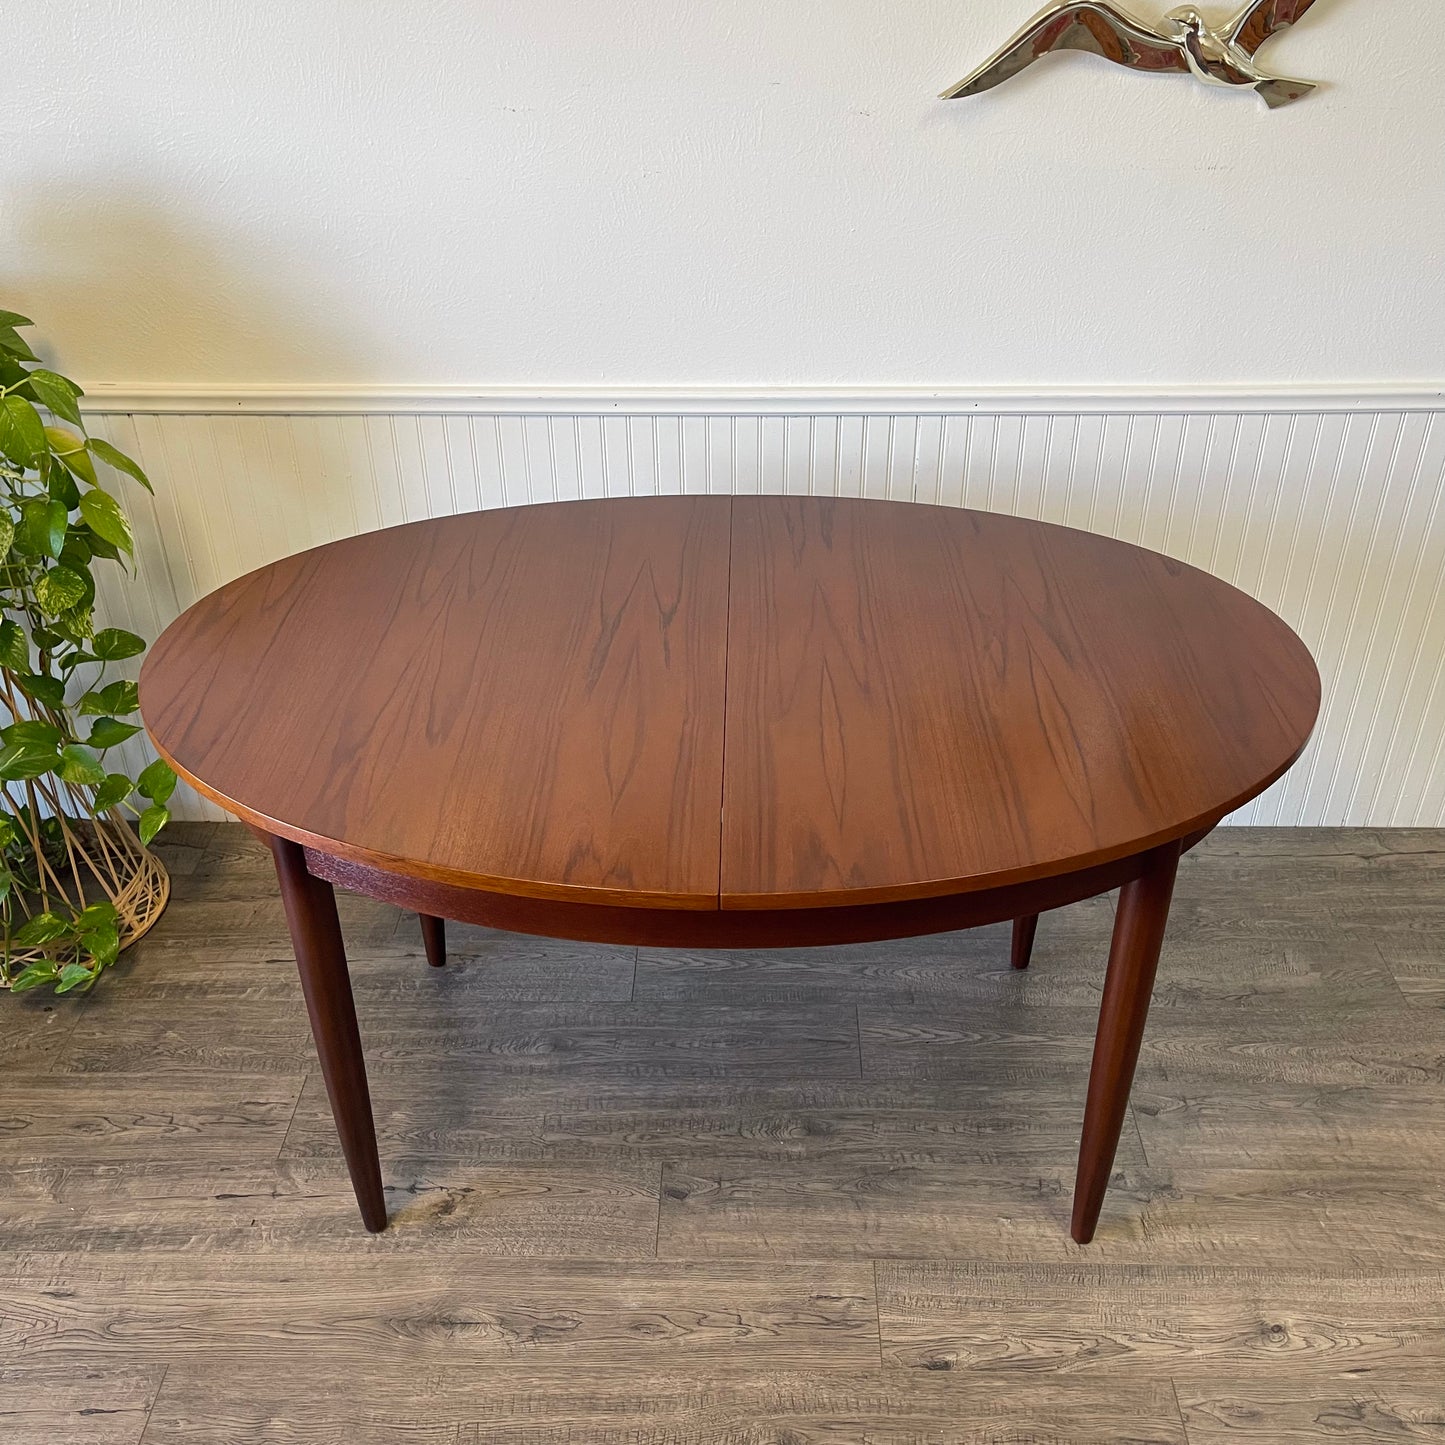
[1071,841,1180,1244]
[1011,914,1039,970]
[420,913,447,967]
[267,834,388,1232]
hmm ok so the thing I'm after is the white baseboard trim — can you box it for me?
[78,382,1445,417]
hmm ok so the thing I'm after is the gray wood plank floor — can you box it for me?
[2,825,1442,1443]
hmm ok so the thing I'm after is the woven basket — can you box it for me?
[2,676,170,979]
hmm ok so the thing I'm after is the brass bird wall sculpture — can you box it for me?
[941,0,1323,108]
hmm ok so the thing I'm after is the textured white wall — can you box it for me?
[4,1,1442,389]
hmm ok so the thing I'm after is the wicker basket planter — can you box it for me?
[1,674,170,985]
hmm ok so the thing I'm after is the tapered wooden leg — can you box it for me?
[420,913,446,967]
[1011,913,1039,969]
[267,834,387,1232]
[1071,842,1180,1245]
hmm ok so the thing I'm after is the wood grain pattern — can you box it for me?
[277,1071,1150,1170]
[136,1367,1190,1445]
[722,498,1319,907]
[1178,1377,1445,1443]
[303,835,1174,948]
[656,1161,1445,1266]
[1132,1082,1445,1169]
[4,1257,879,1371]
[141,497,732,908]
[54,996,865,1080]
[878,1262,1445,1378]
[0,1078,302,1161]
[142,497,1319,916]
[2,825,1442,1442]
[1377,934,1445,1009]
[632,930,1024,1004]
[0,1154,662,1257]
[0,1366,164,1445]
[0,995,84,1074]
[865,1015,1444,1090]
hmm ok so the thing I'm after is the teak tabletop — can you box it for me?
[141,496,1320,1241]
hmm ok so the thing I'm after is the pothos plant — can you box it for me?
[0,307,176,995]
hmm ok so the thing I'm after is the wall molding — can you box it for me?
[78,382,1445,418]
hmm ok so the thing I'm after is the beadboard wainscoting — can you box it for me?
[81,390,1445,828]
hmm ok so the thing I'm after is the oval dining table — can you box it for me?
[139,495,1320,1242]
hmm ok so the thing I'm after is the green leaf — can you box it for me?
[87,717,142,749]
[76,900,120,930]
[35,565,89,616]
[137,802,170,845]
[45,425,98,485]
[0,309,34,328]
[0,326,39,362]
[0,513,15,557]
[48,462,81,510]
[1,719,62,747]
[0,816,15,848]
[77,488,133,554]
[92,628,147,661]
[92,773,134,812]
[75,903,120,963]
[0,351,27,388]
[10,961,59,992]
[83,531,121,562]
[12,910,70,946]
[137,758,176,803]
[58,744,106,786]
[55,961,96,993]
[0,868,11,904]
[56,606,95,643]
[71,564,98,610]
[0,394,46,466]
[88,436,153,494]
[79,679,140,716]
[16,497,68,558]
[0,738,63,781]
[79,924,120,968]
[0,618,27,671]
[26,369,85,428]
[18,672,66,709]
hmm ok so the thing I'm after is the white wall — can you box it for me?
[5,1,1441,388]
[5,4,1445,827]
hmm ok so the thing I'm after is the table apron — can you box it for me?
[302,826,1215,949]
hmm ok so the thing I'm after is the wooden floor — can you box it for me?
[3,827,1443,1444]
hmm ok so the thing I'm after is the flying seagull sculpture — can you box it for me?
[941,0,1323,108]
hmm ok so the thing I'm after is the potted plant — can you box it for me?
[0,307,176,995]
